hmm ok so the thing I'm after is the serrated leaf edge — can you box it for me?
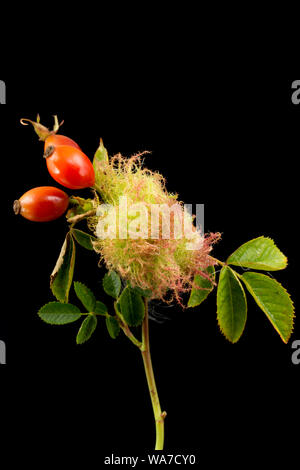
[74,281,96,312]
[103,271,121,299]
[119,286,145,327]
[94,300,108,316]
[38,301,81,324]
[188,268,216,308]
[226,236,288,271]
[106,316,121,339]
[217,266,248,344]
[241,272,295,343]
[76,314,98,344]
[72,229,97,251]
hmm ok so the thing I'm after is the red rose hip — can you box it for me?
[21,116,95,190]
[44,145,95,190]
[14,186,69,222]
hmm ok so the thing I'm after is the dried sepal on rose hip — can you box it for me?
[13,186,69,222]
[21,115,95,190]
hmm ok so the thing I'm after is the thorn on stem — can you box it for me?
[156,411,167,423]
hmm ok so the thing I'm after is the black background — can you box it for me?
[1,78,299,463]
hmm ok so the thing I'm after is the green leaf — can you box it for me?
[50,233,76,303]
[118,286,145,327]
[72,229,97,251]
[94,301,108,316]
[217,266,247,343]
[188,266,215,308]
[241,272,294,343]
[103,271,121,299]
[131,286,152,298]
[106,316,120,339]
[74,282,96,312]
[38,302,81,325]
[227,237,287,271]
[76,314,98,344]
